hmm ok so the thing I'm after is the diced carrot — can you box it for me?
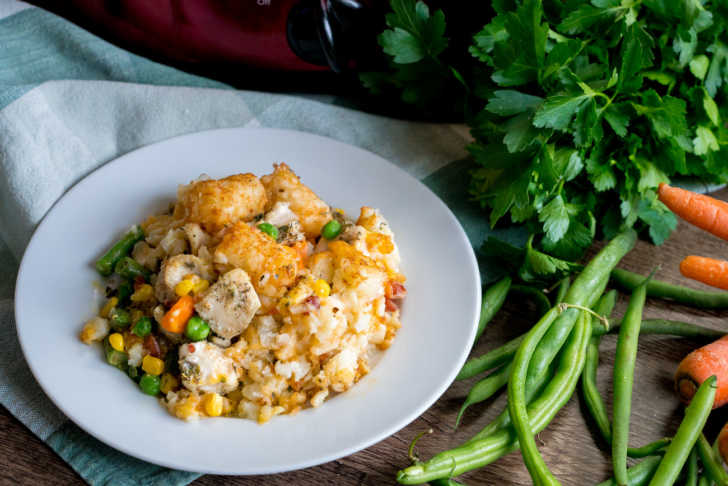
[160,295,195,334]
[675,334,728,408]
[658,183,728,241]
[680,255,728,290]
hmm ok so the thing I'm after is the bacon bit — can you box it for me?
[386,281,407,300]
[385,298,398,312]
[144,335,162,358]
[133,276,146,291]
[304,295,321,309]
[188,344,196,353]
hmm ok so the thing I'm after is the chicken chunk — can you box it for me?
[260,163,331,238]
[154,254,215,305]
[174,173,267,233]
[261,202,305,246]
[195,269,261,339]
[178,342,238,395]
[213,221,300,298]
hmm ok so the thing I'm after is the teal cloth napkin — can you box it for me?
[0,2,520,484]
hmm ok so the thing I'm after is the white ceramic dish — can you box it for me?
[15,128,480,474]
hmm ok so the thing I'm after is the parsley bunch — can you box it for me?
[362,0,728,259]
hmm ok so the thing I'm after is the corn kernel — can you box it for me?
[202,393,223,417]
[159,373,179,394]
[108,333,124,352]
[131,284,154,303]
[174,277,196,297]
[313,279,331,298]
[100,297,118,318]
[192,278,209,294]
[142,355,165,376]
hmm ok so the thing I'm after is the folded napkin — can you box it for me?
[0,2,523,484]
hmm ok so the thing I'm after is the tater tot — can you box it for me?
[174,174,267,233]
[260,163,331,238]
[213,221,300,298]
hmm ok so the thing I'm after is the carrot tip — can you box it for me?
[676,376,699,405]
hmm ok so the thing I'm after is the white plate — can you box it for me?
[15,128,480,475]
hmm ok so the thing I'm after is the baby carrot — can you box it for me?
[160,295,195,334]
[675,334,728,408]
[717,421,728,467]
[680,255,728,291]
[658,183,728,241]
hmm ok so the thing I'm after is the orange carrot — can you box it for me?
[675,335,728,408]
[719,421,728,465]
[160,294,195,333]
[680,255,728,290]
[658,182,728,241]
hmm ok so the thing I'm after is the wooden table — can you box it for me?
[3,188,728,485]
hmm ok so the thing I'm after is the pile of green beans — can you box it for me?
[398,227,728,485]
[397,230,637,484]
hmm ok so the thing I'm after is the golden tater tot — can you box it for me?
[174,174,267,233]
[260,163,331,238]
[213,221,300,298]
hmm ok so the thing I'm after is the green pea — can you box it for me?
[139,373,161,396]
[257,222,279,240]
[132,317,152,337]
[185,316,210,341]
[109,307,131,330]
[321,220,342,240]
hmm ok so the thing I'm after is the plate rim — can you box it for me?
[14,127,481,474]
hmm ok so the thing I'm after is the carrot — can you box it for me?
[680,255,728,290]
[718,421,728,466]
[658,183,728,241]
[160,294,195,333]
[675,335,728,409]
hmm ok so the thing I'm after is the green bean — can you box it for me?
[594,319,725,340]
[456,362,512,428]
[430,479,467,486]
[697,433,728,486]
[474,277,512,344]
[698,476,710,486]
[509,310,589,485]
[686,447,699,486]
[583,335,612,442]
[649,376,717,486]
[596,456,662,486]
[103,337,128,371]
[627,439,671,458]
[116,280,134,305]
[511,284,551,317]
[114,256,151,281]
[95,225,144,276]
[526,229,636,392]
[611,267,728,309]
[397,300,591,484]
[457,334,524,380]
[613,273,651,486]
[581,291,618,444]
[553,277,570,306]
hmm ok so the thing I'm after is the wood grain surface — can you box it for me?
[3,188,728,486]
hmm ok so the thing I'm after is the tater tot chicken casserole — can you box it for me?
[81,163,406,423]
